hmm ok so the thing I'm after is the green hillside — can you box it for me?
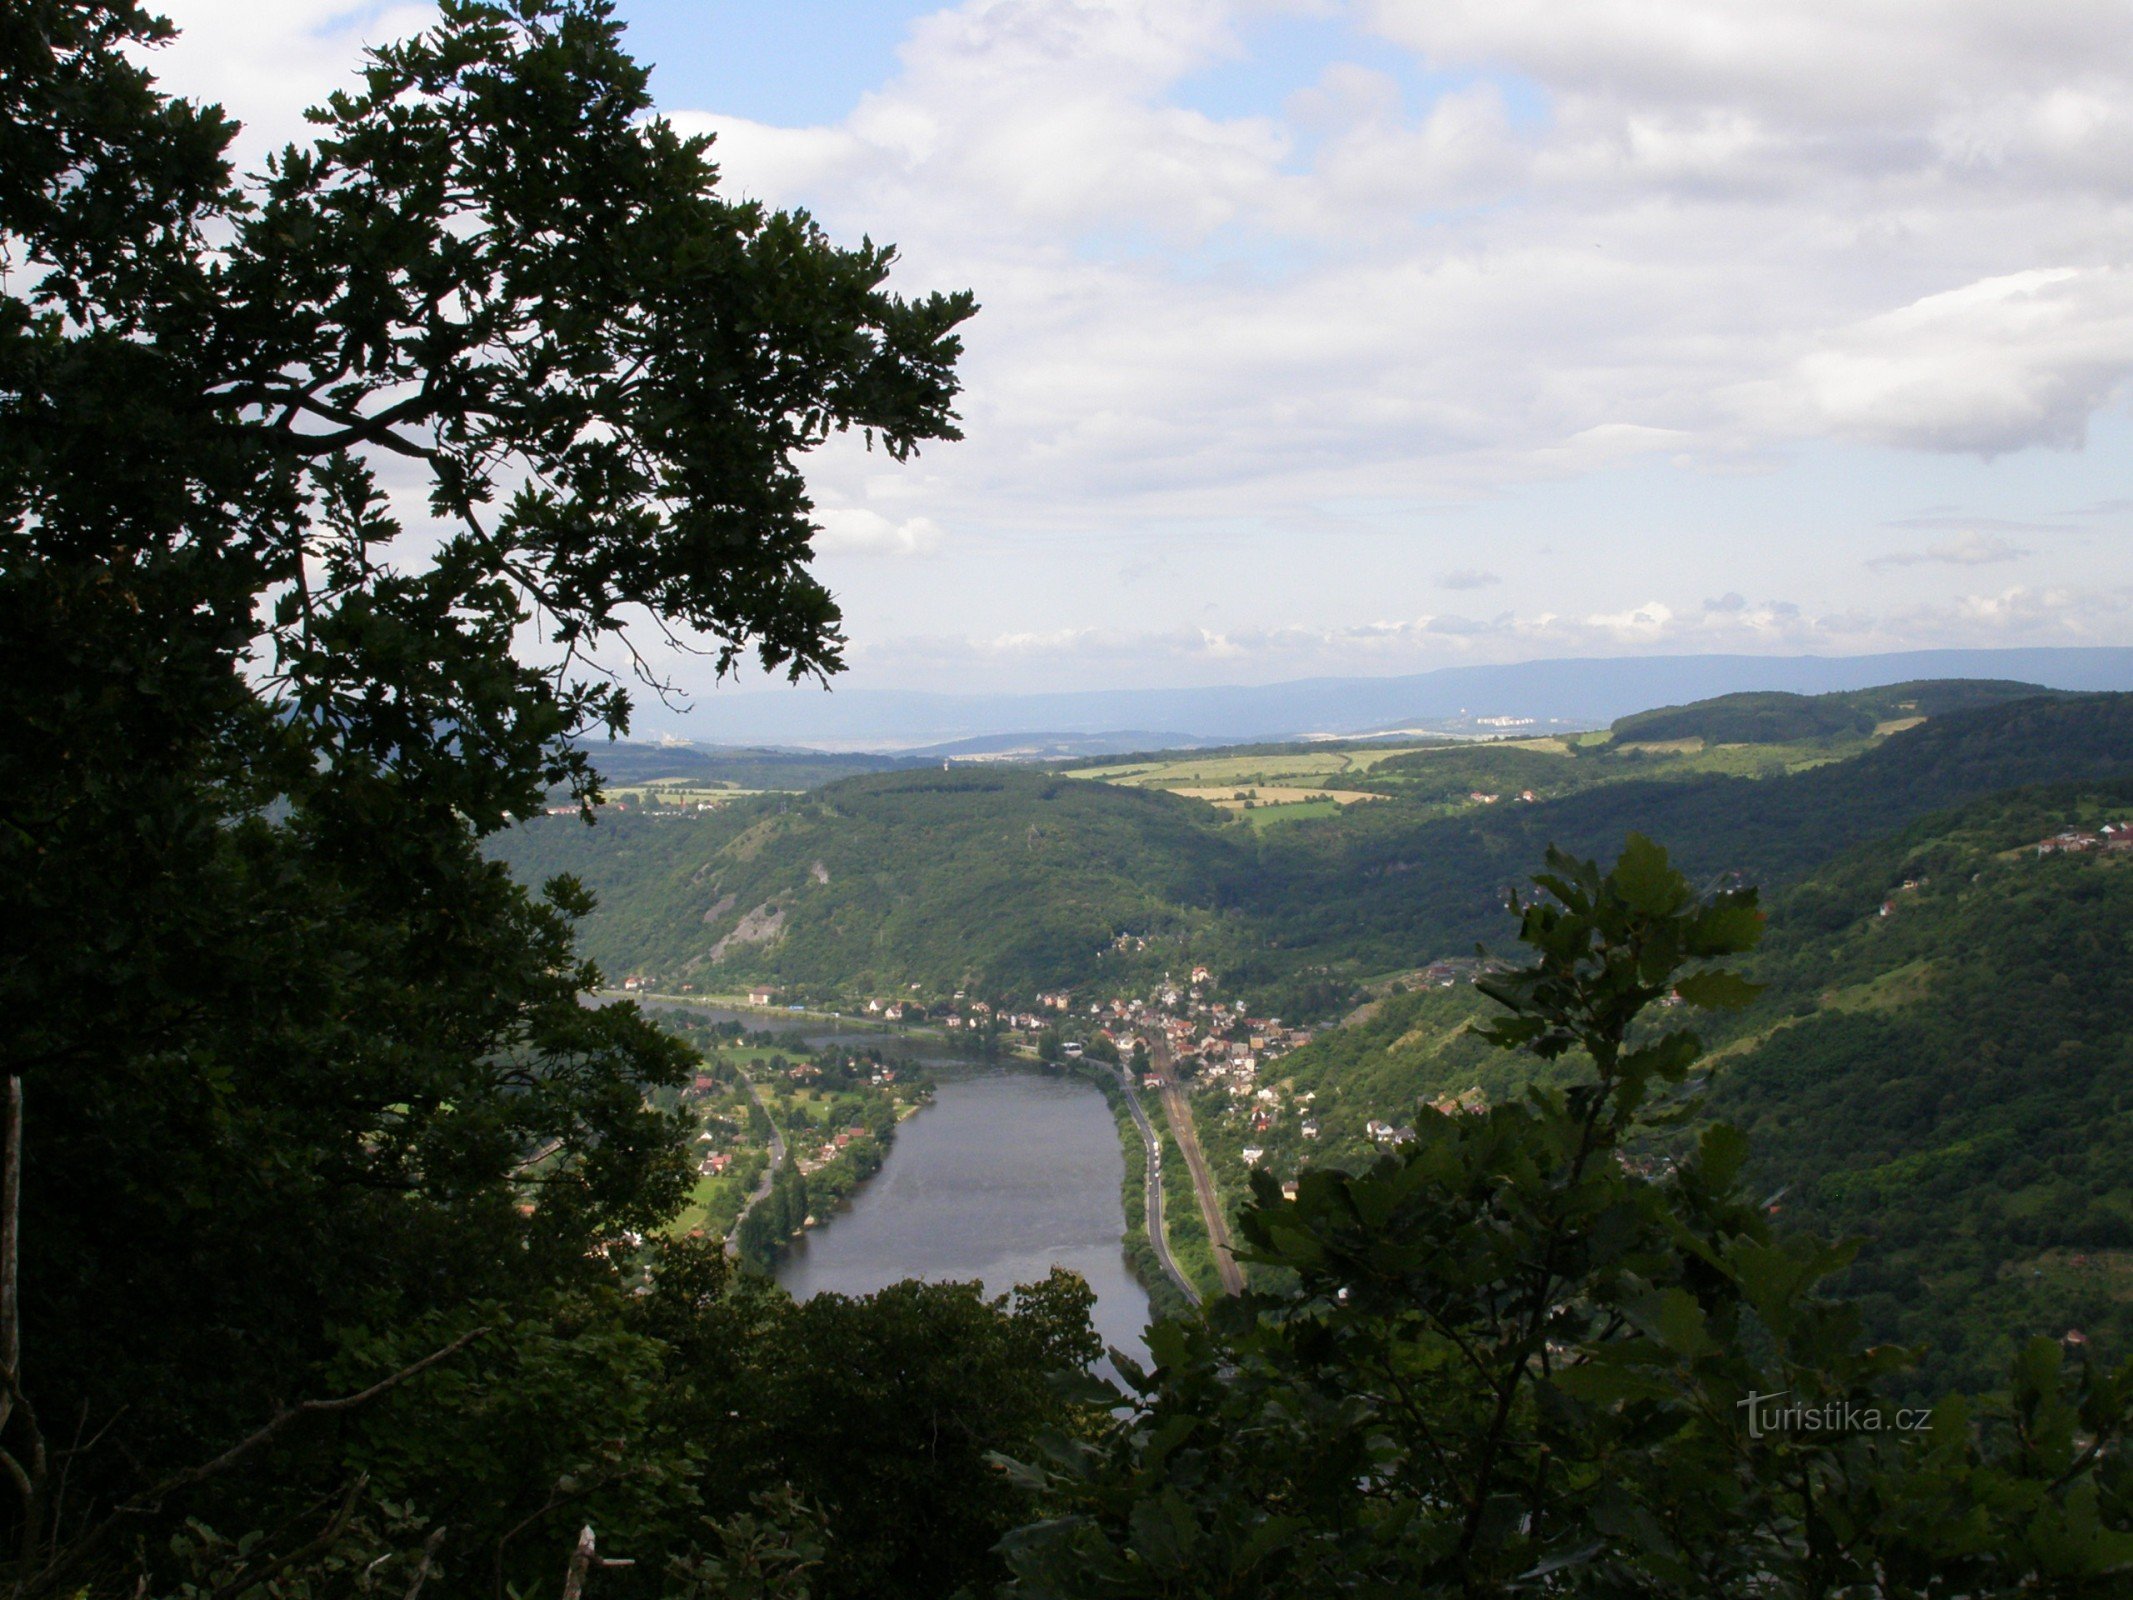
[1707,781,2133,1393]
[1601,676,2058,748]
[1206,776,2133,1391]
[497,692,2133,1012]
[1235,692,2133,969]
[503,769,1254,996]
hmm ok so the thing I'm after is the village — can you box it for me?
[2033,820,2133,856]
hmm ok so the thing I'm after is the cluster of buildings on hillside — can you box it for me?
[2035,823,2133,856]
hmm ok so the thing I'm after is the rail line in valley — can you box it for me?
[1109,1063,1200,1305]
[723,1066,787,1259]
[1149,1040,1247,1296]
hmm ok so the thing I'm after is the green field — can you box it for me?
[1067,740,1502,790]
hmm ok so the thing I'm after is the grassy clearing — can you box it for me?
[1169,785,1384,809]
[1242,798,1343,829]
[1818,957,1936,1015]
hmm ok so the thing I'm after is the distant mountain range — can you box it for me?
[646,647,2133,751]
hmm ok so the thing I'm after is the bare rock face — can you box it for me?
[700,892,737,926]
[709,900,786,962]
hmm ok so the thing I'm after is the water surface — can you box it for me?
[777,1070,1153,1363]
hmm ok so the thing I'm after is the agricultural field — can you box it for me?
[602,776,778,809]
[1068,741,1458,790]
[1066,736,1582,820]
[1068,727,1877,824]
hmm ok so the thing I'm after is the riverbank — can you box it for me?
[624,994,1194,1319]
[1074,1061,1198,1318]
[774,1070,1155,1361]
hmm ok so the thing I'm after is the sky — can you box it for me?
[150,0,2133,703]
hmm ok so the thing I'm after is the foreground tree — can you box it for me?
[1004,836,2133,1596]
[0,2,1025,1593]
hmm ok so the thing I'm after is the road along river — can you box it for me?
[775,1069,1154,1364]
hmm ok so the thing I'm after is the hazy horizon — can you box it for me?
[607,644,2133,748]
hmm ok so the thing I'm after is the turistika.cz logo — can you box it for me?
[1738,1390,1933,1440]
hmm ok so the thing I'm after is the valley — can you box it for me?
[495,681,2133,1391]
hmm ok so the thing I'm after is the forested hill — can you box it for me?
[501,769,1254,996]
[1239,692,2133,965]
[1705,779,2133,1393]
[1600,677,2059,746]
[1211,775,2133,1392]
[496,692,2133,1007]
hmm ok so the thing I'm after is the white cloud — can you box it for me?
[1775,270,2133,453]
[1363,0,2133,127]
[146,3,436,167]
[814,508,947,557]
[131,0,2133,691]
[1868,531,2031,570]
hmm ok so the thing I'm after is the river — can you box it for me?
[776,1069,1154,1364]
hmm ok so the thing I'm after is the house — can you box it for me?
[1300,1120,1321,1140]
[1242,1146,1266,1165]
[1469,792,1500,804]
[1428,1086,1489,1117]
[2038,830,2101,855]
[747,985,777,1006]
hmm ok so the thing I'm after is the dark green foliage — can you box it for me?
[0,4,1101,1596]
[640,1261,1102,1600]
[1705,780,2133,1391]
[1251,777,2133,1394]
[1002,840,2133,1598]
